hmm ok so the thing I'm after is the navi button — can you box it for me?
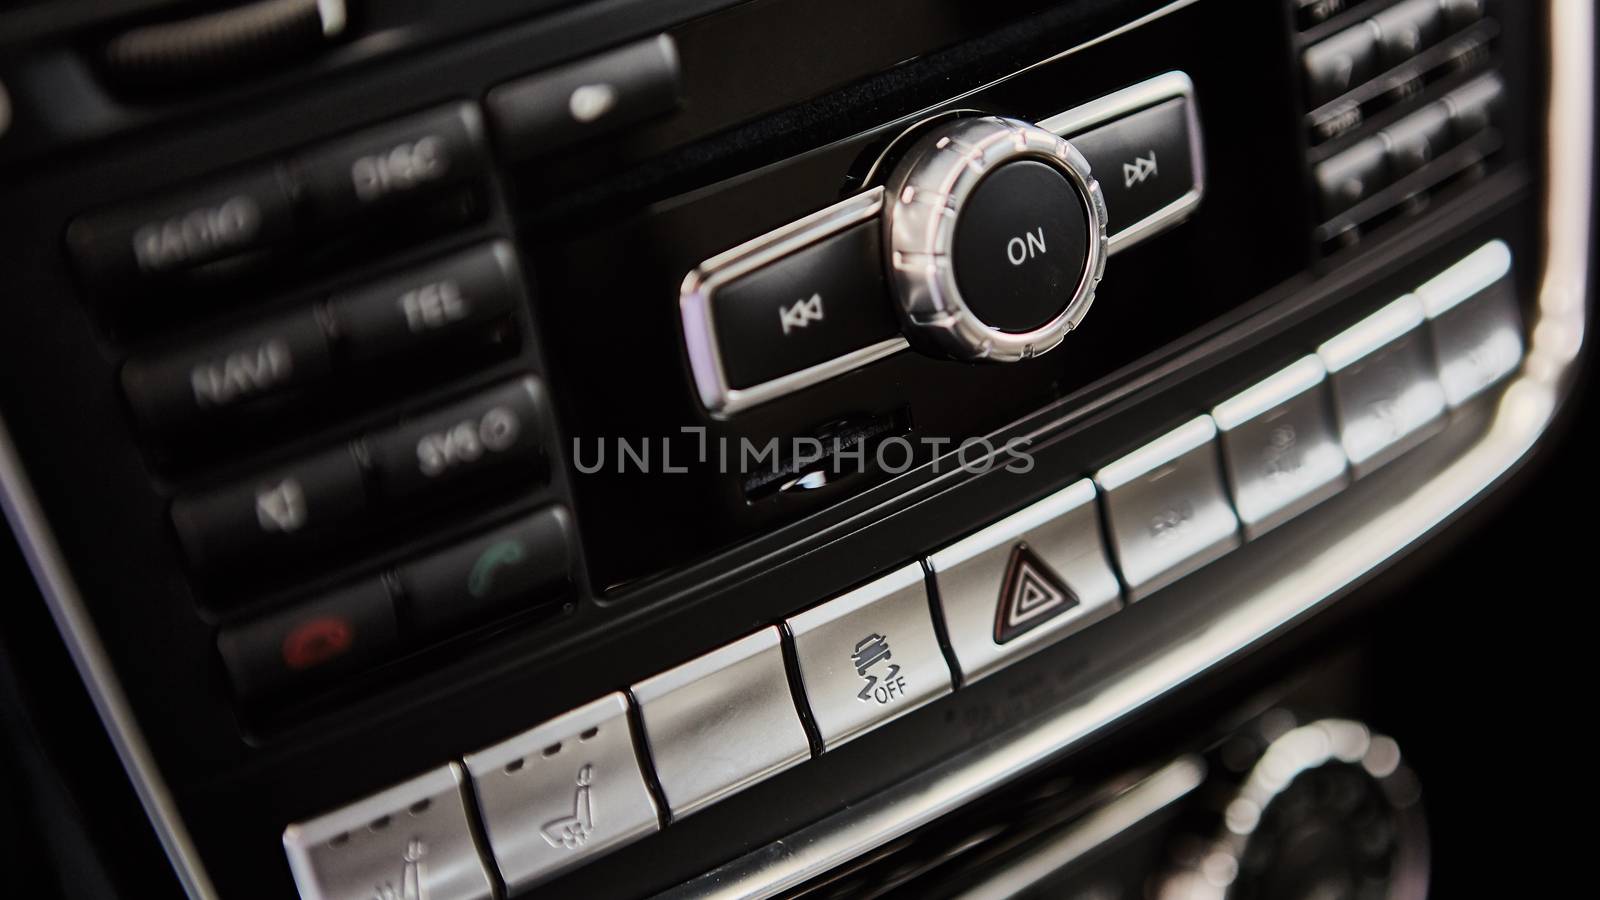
[786,563,952,750]
[463,694,658,892]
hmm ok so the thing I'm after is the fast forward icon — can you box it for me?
[994,544,1079,645]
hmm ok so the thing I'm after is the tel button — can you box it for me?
[217,579,398,700]
[394,508,573,635]
[709,221,900,390]
[364,378,551,504]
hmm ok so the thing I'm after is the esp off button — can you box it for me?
[364,377,551,504]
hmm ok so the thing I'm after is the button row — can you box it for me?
[220,508,572,701]
[1301,0,1483,108]
[1314,72,1502,218]
[69,103,489,307]
[123,241,523,440]
[173,376,551,572]
[281,241,1522,899]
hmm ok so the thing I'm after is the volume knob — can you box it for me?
[883,116,1108,362]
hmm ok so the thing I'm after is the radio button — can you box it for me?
[709,221,899,390]
[1095,417,1241,600]
[393,508,572,635]
[1064,97,1199,244]
[328,242,521,366]
[67,166,295,291]
[122,307,333,434]
[171,445,368,570]
[365,378,551,505]
[217,579,397,700]
[292,104,488,231]
[786,563,952,751]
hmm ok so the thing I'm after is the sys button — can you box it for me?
[710,221,899,390]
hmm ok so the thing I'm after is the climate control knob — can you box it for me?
[883,116,1108,362]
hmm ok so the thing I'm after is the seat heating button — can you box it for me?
[365,378,551,504]
[282,764,494,900]
[67,166,296,291]
[394,508,572,635]
[786,563,952,751]
[292,103,488,230]
[171,445,367,570]
[463,694,658,891]
[122,307,333,434]
[1302,21,1382,107]
[1062,97,1199,242]
[328,242,521,366]
[217,579,397,700]
[1094,417,1241,600]
[1318,294,1447,477]
[631,627,810,817]
[1415,240,1523,407]
[928,479,1121,684]
[487,35,681,160]
[707,221,899,391]
[1212,357,1350,541]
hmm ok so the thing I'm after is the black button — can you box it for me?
[172,445,368,570]
[67,167,296,291]
[328,242,521,366]
[395,508,572,635]
[291,104,488,230]
[1065,98,1197,243]
[952,160,1089,333]
[1314,136,1389,218]
[1382,102,1453,176]
[1373,0,1444,67]
[122,308,334,434]
[1294,0,1350,30]
[365,378,551,504]
[1439,0,1485,31]
[1446,74,1503,141]
[218,580,398,700]
[711,222,899,390]
[1303,22,1381,107]
[487,35,681,160]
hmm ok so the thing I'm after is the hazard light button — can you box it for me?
[927,479,1122,684]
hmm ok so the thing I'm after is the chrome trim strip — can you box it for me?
[0,418,221,900]
[950,756,1205,900]
[678,187,907,418]
[1038,70,1206,254]
[658,1,1590,895]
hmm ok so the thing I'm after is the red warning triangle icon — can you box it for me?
[994,543,1079,645]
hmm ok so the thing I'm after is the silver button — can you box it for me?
[1416,240,1523,408]
[632,627,810,818]
[1095,417,1241,600]
[1318,295,1447,477]
[462,693,658,892]
[787,563,952,750]
[1213,357,1351,540]
[927,479,1121,683]
[282,764,493,900]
